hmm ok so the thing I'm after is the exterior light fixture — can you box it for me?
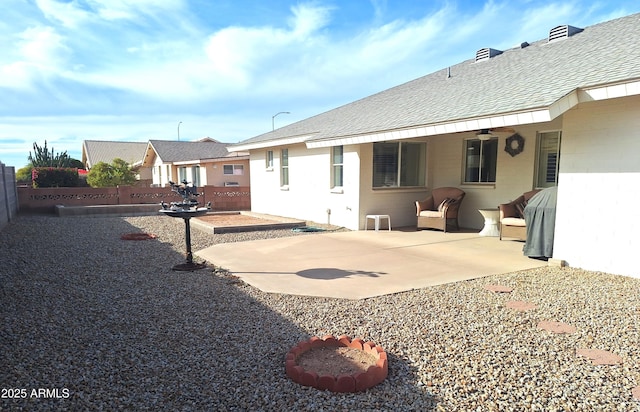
[476,129,494,141]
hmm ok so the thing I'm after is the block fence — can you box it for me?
[1,162,19,229]
[17,185,251,213]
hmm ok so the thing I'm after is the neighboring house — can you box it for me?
[141,139,250,187]
[230,13,640,278]
[81,140,151,181]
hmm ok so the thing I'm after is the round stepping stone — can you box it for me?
[506,300,537,311]
[576,348,623,365]
[632,386,640,401]
[537,320,577,334]
[485,284,513,293]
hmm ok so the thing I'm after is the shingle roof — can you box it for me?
[82,140,148,168]
[233,13,640,149]
[147,140,233,162]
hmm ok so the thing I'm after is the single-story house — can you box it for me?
[230,13,640,279]
[81,140,152,181]
[141,138,250,187]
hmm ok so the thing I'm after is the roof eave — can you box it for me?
[229,134,315,152]
[305,106,558,148]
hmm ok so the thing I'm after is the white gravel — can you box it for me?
[1,215,639,411]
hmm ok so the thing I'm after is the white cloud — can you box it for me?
[35,0,92,28]
[0,25,70,89]
[19,25,69,65]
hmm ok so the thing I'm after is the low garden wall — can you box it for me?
[18,185,251,213]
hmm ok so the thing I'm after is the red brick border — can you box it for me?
[285,335,388,392]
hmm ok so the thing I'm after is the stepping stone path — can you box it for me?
[484,284,513,293]
[483,284,638,401]
[537,320,577,334]
[576,348,623,366]
[505,300,537,311]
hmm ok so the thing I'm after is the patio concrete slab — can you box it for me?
[195,229,547,299]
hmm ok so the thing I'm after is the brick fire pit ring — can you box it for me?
[285,335,388,392]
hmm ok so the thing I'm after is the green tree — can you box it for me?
[86,158,137,188]
[28,141,75,167]
[16,166,33,184]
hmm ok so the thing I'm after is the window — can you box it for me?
[223,164,244,175]
[191,165,200,187]
[372,142,426,188]
[178,166,187,182]
[280,149,289,186]
[266,150,274,169]
[535,131,561,188]
[332,146,343,188]
[463,138,498,183]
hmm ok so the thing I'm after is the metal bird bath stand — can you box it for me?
[159,180,211,271]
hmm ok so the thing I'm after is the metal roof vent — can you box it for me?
[548,25,583,42]
[475,48,502,62]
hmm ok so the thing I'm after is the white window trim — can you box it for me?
[462,137,498,185]
[223,164,244,175]
[534,130,562,189]
[280,148,289,189]
[331,146,344,192]
[266,150,274,171]
[372,141,426,189]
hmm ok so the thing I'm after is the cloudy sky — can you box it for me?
[1,0,638,168]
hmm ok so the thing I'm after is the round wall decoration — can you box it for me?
[505,133,525,157]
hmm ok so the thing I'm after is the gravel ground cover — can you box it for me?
[1,215,639,411]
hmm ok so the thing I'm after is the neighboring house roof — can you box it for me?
[82,140,149,169]
[142,140,248,166]
[232,13,640,151]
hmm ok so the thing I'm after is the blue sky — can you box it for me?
[1,0,639,168]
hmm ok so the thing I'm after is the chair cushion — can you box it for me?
[502,217,526,227]
[419,210,443,218]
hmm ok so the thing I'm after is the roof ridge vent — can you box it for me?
[548,25,583,42]
[475,48,503,62]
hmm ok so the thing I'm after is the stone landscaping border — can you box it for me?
[285,335,388,393]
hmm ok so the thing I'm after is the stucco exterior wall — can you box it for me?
[203,159,251,187]
[148,154,250,188]
[553,95,640,278]
[250,118,568,231]
[249,144,361,229]
[358,143,428,229]
[427,119,562,229]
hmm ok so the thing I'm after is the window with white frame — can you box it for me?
[463,137,498,183]
[223,164,244,175]
[280,149,289,186]
[535,130,561,188]
[178,166,187,182]
[372,141,426,188]
[266,150,274,169]
[332,146,343,188]
[191,165,201,187]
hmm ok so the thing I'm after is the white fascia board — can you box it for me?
[306,108,555,149]
[201,156,250,163]
[228,135,313,152]
[581,79,640,101]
